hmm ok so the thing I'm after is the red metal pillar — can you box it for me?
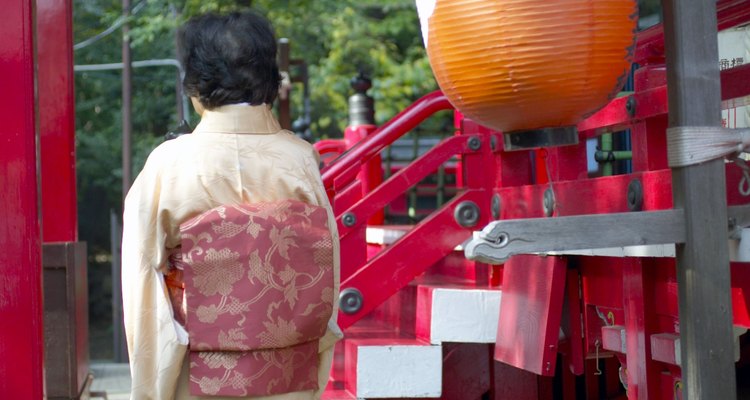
[344,74,382,224]
[38,0,77,242]
[0,0,45,397]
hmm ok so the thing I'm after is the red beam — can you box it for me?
[0,0,45,397]
[336,135,470,235]
[578,63,750,136]
[721,62,750,103]
[497,163,748,219]
[338,190,485,328]
[38,0,77,242]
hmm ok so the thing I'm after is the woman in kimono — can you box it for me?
[121,12,341,399]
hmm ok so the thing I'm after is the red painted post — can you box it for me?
[344,74,382,224]
[631,65,669,173]
[0,0,45,397]
[37,0,77,242]
[453,110,465,188]
[622,258,660,399]
[344,124,382,224]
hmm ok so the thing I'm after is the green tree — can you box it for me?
[74,0,438,359]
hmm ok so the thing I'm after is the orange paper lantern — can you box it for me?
[421,0,637,135]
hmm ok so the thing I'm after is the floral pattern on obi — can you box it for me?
[179,200,334,397]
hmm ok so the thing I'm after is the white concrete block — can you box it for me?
[429,288,501,345]
[356,344,442,398]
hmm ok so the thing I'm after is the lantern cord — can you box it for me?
[543,153,559,215]
[732,158,750,197]
[666,126,750,196]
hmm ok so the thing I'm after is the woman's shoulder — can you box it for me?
[275,129,313,147]
[269,130,318,158]
[140,134,201,173]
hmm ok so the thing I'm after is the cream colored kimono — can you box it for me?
[122,104,342,400]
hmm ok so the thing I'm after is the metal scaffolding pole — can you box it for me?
[661,0,737,398]
[122,0,132,200]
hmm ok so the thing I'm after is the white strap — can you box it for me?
[667,126,750,167]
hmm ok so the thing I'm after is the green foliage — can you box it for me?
[74,0,437,264]
[76,2,437,357]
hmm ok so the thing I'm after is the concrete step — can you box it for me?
[416,283,502,345]
[345,338,442,398]
[321,388,357,400]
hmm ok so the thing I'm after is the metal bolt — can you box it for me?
[626,96,636,118]
[339,288,363,314]
[543,188,555,217]
[492,194,501,219]
[468,136,482,151]
[454,200,480,228]
[342,212,357,227]
[490,135,497,151]
[627,179,643,211]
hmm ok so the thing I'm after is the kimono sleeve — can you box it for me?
[121,145,188,400]
[304,147,343,352]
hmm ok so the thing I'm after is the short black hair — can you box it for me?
[177,11,281,109]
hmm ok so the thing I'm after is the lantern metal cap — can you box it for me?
[503,126,579,151]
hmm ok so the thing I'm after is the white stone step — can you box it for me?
[417,284,502,345]
[366,226,465,250]
[345,338,442,398]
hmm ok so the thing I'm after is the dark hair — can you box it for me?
[177,12,281,109]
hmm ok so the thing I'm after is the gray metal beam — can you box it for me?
[661,0,737,398]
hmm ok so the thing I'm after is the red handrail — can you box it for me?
[635,0,750,64]
[321,91,453,189]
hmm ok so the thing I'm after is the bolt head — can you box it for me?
[454,201,480,228]
[342,212,357,227]
[468,136,481,151]
[339,288,363,314]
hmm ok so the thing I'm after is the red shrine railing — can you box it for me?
[318,0,750,334]
[322,91,453,190]
[320,91,481,329]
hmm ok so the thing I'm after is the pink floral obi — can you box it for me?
[167,200,334,397]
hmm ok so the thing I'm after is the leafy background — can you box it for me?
[75,0,440,360]
[74,0,661,359]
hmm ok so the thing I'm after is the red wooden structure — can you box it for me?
[1,0,750,399]
[318,1,750,399]
[0,0,82,398]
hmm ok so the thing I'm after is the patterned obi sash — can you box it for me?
[165,200,334,397]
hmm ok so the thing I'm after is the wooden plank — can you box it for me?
[623,259,661,400]
[661,0,737,399]
[466,210,685,264]
[494,255,566,376]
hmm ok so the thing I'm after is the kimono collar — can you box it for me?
[193,103,282,135]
